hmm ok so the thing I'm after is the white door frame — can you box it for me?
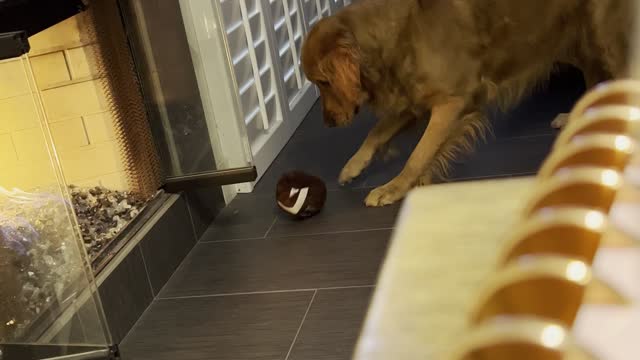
[179,0,254,202]
[178,0,350,202]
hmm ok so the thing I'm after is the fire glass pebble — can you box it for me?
[1,185,145,342]
[69,185,145,259]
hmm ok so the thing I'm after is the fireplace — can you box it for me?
[0,8,161,359]
[0,1,256,358]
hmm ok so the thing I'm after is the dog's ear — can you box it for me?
[318,25,361,103]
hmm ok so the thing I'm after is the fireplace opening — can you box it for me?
[1,0,257,350]
[1,3,163,343]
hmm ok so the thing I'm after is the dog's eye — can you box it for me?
[317,80,330,87]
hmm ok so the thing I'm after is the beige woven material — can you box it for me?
[354,178,533,360]
[353,176,635,360]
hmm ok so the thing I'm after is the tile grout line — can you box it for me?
[183,192,201,244]
[150,240,203,301]
[263,217,278,238]
[450,171,536,182]
[137,244,157,298]
[200,236,268,244]
[284,289,317,360]
[119,287,160,346]
[351,173,535,190]
[202,227,395,244]
[355,171,536,189]
[120,245,175,345]
[156,285,375,301]
[268,227,395,239]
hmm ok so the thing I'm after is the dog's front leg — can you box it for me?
[339,114,413,184]
[365,98,465,207]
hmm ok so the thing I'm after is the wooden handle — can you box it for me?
[525,167,623,216]
[500,208,606,265]
[555,105,640,149]
[447,316,593,360]
[470,256,591,327]
[540,134,635,180]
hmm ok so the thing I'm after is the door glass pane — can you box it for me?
[120,0,254,180]
[1,54,110,359]
[217,0,286,155]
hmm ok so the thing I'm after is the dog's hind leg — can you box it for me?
[339,113,414,185]
[365,98,465,207]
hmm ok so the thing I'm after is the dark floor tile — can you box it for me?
[286,100,324,139]
[120,292,313,360]
[184,186,226,239]
[288,102,378,144]
[98,246,154,343]
[255,141,366,193]
[254,106,378,193]
[159,230,390,298]
[201,193,278,241]
[259,67,582,192]
[448,134,556,180]
[490,67,585,139]
[358,91,569,187]
[489,103,560,139]
[359,134,555,188]
[289,287,373,360]
[139,196,197,294]
[268,188,400,237]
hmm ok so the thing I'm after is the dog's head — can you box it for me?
[301,16,364,127]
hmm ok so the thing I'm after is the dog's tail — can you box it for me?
[421,110,490,184]
[420,65,554,184]
[492,65,555,112]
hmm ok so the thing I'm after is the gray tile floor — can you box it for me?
[119,69,585,359]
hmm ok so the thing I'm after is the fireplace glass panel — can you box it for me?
[1,53,111,358]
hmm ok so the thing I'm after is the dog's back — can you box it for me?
[338,0,632,110]
[416,0,631,104]
[301,0,635,206]
[588,0,633,77]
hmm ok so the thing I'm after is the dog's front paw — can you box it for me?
[551,113,569,129]
[339,157,370,185]
[365,182,408,207]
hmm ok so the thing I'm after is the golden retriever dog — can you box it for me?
[301,0,632,207]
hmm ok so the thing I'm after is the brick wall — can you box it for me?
[0,14,127,191]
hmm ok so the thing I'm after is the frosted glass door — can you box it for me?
[331,0,352,11]
[301,0,332,31]
[218,0,350,185]
[179,0,351,191]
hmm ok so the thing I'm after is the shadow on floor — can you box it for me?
[119,68,585,360]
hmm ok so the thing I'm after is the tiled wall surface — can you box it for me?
[0,14,127,191]
[52,194,199,344]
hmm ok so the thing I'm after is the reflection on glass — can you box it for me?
[121,0,253,177]
[1,54,109,355]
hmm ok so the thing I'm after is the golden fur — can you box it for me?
[301,0,632,206]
